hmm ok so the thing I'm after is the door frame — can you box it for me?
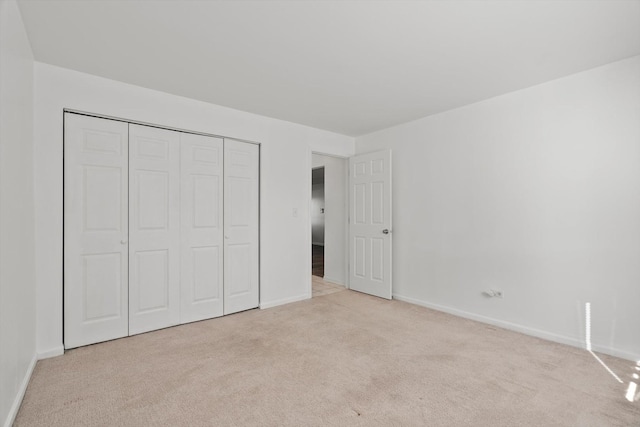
[307,149,350,298]
[310,165,325,248]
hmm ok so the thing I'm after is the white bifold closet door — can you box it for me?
[180,133,224,323]
[64,114,130,349]
[223,139,260,315]
[65,113,259,349]
[128,124,181,335]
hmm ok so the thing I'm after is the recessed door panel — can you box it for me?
[354,183,366,224]
[81,130,122,155]
[227,244,251,296]
[228,177,251,227]
[229,149,250,167]
[371,182,384,224]
[371,238,384,282]
[83,166,122,232]
[129,124,180,335]
[224,139,259,315]
[64,113,129,349]
[82,253,122,321]
[192,246,220,302]
[193,175,219,228]
[136,137,168,160]
[135,250,169,312]
[193,146,219,164]
[354,237,366,278]
[136,170,168,230]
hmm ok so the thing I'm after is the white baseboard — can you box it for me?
[260,293,310,310]
[392,293,639,362]
[3,354,37,427]
[37,345,64,360]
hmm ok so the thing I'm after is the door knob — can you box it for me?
[382,229,390,234]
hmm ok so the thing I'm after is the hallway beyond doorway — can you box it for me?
[312,276,345,297]
[312,244,324,277]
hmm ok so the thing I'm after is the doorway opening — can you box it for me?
[311,166,325,277]
[310,153,348,297]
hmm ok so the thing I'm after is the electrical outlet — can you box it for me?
[483,289,503,298]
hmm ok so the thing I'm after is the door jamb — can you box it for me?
[307,149,350,299]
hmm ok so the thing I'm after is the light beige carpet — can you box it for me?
[16,290,639,426]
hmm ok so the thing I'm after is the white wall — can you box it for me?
[356,56,640,360]
[33,63,354,356]
[312,154,348,285]
[0,0,37,425]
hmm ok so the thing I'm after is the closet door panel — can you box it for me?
[224,139,259,315]
[129,124,181,335]
[64,113,129,349]
[180,133,224,323]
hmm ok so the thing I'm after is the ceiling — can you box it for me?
[17,0,640,137]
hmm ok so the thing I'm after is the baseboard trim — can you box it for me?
[3,354,37,427]
[392,293,639,362]
[37,345,64,360]
[260,293,310,310]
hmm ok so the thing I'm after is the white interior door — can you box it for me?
[349,150,392,299]
[180,133,224,323]
[224,139,259,315]
[129,124,181,334]
[64,113,129,349]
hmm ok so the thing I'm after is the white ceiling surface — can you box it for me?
[17,0,640,137]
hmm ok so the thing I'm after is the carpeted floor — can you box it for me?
[15,290,640,426]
